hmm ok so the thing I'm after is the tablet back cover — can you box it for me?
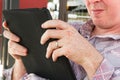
[3,8,76,80]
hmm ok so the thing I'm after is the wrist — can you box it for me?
[12,60,26,80]
[81,52,103,79]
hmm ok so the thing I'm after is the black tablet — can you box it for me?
[3,8,76,80]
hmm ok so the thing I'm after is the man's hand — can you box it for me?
[41,20,103,79]
[3,21,28,80]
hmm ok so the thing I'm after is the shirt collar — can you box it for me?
[79,19,120,40]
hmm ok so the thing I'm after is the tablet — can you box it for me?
[3,8,76,80]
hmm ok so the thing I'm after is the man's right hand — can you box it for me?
[3,21,28,60]
[2,21,28,80]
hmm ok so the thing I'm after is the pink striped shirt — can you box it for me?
[4,20,120,80]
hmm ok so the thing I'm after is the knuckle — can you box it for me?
[54,19,62,24]
[54,20,65,28]
[46,30,50,35]
[49,41,53,47]
[64,49,71,58]
[53,49,57,54]
[47,44,50,52]
[48,42,54,49]
[66,30,74,37]
[47,41,55,56]
[3,30,8,38]
[8,40,13,46]
[45,30,51,38]
[52,52,57,60]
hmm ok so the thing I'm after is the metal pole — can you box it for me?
[2,0,10,69]
[2,0,19,69]
[59,0,68,22]
[9,0,19,9]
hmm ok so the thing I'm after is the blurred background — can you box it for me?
[48,0,90,22]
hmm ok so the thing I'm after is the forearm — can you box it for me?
[12,59,26,80]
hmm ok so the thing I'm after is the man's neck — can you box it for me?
[91,25,120,36]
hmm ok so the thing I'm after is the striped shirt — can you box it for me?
[4,20,120,80]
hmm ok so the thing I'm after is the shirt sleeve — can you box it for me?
[3,67,13,80]
[21,73,49,80]
[70,61,87,80]
[3,67,49,80]
[93,58,115,80]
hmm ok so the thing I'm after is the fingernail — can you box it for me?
[45,52,49,59]
[41,24,44,28]
[45,53,48,58]
[53,58,56,62]
[40,41,44,45]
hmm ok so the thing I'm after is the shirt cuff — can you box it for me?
[93,58,114,80]
[3,67,14,80]
[21,73,49,80]
[3,67,48,80]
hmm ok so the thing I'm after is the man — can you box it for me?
[3,0,120,80]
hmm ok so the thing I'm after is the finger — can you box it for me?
[2,21,10,31]
[52,48,65,62]
[8,45,27,60]
[41,20,70,30]
[46,41,61,59]
[2,21,8,28]
[8,47,21,60]
[8,47,27,60]
[8,40,27,56]
[41,29,63,45]
[3,30,20,42]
